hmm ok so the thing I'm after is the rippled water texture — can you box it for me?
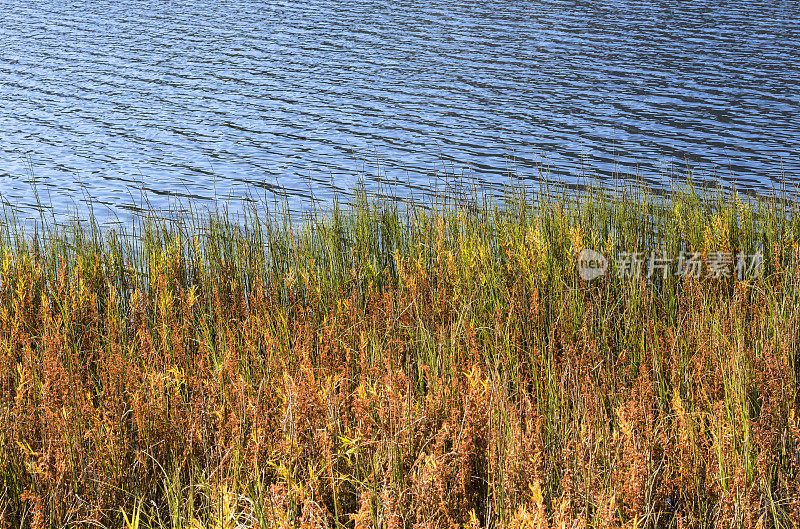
[1,0,798,223]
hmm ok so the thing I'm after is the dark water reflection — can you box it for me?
[1,0,798,224]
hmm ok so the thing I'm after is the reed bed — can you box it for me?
[0,178,798,529]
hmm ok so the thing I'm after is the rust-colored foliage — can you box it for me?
[0,186,798,528]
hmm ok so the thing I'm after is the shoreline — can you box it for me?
[1,182,798,527]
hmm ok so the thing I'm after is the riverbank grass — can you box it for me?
[0,179,798,528]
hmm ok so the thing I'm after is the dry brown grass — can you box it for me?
[0,181,798,528]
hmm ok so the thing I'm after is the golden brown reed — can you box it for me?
[0,180,798,528]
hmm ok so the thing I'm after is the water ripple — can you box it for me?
[0,0,798,223]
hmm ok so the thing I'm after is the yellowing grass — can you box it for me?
[0,180,798,528]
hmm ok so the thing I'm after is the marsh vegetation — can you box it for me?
[0,177,798,528]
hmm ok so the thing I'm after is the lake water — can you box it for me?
[1,0,798,224]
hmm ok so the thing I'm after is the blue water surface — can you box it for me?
[1,0,798,223]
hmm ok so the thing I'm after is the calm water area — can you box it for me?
[1,0,799,225]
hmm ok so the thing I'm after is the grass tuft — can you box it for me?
[0,177,798,528]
